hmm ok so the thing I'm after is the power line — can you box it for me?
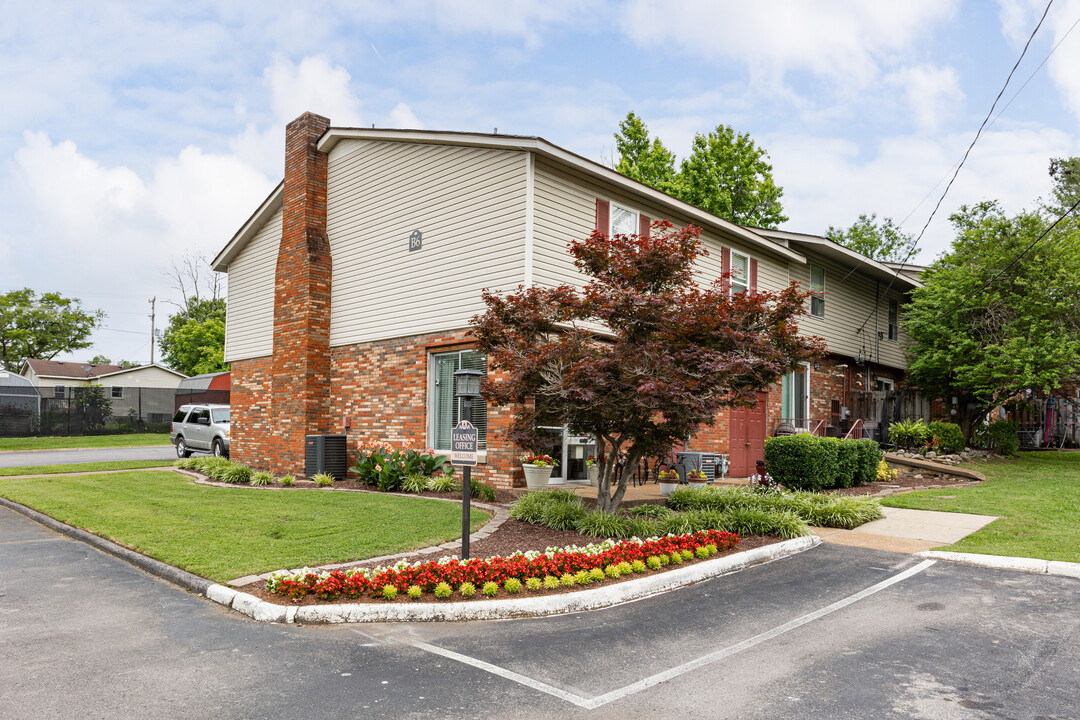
[855,0,1056,334]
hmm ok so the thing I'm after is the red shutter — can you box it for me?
[638,214,651,238]
[595,199,610,234]
[721,247,731,294]
[749,258,758,292]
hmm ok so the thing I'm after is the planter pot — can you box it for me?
[688,481,708,490]
[522,464,554,490]
[659,481,679,497]
[588,466,599,486]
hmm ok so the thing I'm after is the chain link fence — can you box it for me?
[0,384,177,437]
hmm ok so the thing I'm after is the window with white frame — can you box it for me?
[730,251,749,295]
[888,298,899,341]
[609,203,637,236]
[111,386,123,399]
[875,377,895,392]
[430,349,488,452]
[53,385,65,398]
[810,265,825,318]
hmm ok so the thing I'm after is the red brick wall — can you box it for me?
[269,112,333,476]
[230,356,274,471]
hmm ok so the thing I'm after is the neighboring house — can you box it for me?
[20,359,188,423]
[174,371,231,411]
[213,112,921,485]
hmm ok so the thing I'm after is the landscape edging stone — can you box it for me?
[917,550,1080,579]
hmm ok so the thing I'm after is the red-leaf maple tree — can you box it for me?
[472,221,823,512]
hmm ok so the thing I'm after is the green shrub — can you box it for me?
[426,474,456,493]
[574,570,591,585]
[560,573,576,587]
[625,504,673,518]
[852,439,883,486]
[889,418,929,450]
[927,421,964,454]
[470,480,497,502]
[510,489,584,526]
[605,564,621,578]
[543,575,560,590]
[987,419,1019,456]
[540,499,589,531]
[482,582,499,597]
[631,559,647,573]
[705,543,718,555]
[763,434,840,491]
[835,441,859,488]
[407,585,422,599]
[279,474,294,487]
[802,495,884,529]
[434,582,452,599]
[576,510,629,538]
[504,578,522,594]
[222,464,253,485]
[657,511,704,536]
[617,561,633,575]
[312,473,334,487]
[669,550,683,564]
[679,550,693,562]
[382,584,398,600]
[459,582,476,597]
[250,471,273,487]
[588,567,606,582]
[624,516,660,539]
[658,553,670,565]
[401,473,429,493]
[174,458,198,470]
[694,546,709,559]
[646,556,662,570]
[199,457,233,481]
[525,577,543,591]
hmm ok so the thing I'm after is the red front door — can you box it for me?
[729,392,767,477]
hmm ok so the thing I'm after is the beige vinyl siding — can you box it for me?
[96,366,185,389]
[224,207,281,362]
[326,139,527,345]
[531,157,789,292]
[791,252,909,369]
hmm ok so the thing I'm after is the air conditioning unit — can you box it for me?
[676,452,724,482]
[305,435,348,480]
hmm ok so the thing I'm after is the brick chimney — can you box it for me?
[271,111,332,476]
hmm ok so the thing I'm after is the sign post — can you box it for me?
[450,418,478,560]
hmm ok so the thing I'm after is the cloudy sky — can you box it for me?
[2,0,1079,366]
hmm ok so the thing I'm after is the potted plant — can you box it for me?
[658,467,680,497]
[586,455,599,486]
[521,453,557,490]
[686,468,709,488]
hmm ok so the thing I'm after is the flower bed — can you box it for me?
[265,529,738,602]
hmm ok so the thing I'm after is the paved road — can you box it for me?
[0,445,176,468]
[1,505,1077,720]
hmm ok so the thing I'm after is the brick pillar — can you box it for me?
[271,111,332,476]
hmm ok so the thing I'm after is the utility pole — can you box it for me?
[149,297,156,364]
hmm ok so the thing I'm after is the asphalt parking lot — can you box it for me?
[1,504,1077,720]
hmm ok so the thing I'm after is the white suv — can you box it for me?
[171,404,230,458]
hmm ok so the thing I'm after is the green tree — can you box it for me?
[158,298,227,376]
[903,201,1080,440]
[613,112,678,194]
[1048,156,1080,212]
[613,113,788,228]
[676,124,787,228]
[825,213,917,263]
[0,289,104,372]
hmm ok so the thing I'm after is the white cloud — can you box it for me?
[997,0,1080,125]
[885,65,965,130]
[621,0,960,88]
[387,102,422,129]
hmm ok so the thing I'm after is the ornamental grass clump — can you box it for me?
[222,464,253,485]
[401,473,429,493]
[312,472,334,487]
[540,498,588,531]
[250,471,273,487]
[626,504,673,518]
[426,473,456,493]
[576,510,630,539]
[199,457,233,481]
[279,475,295,487]
[624,516,660,539]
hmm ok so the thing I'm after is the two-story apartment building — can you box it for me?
[213,112,919,485]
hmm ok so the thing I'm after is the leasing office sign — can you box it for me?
[450,420,478,466]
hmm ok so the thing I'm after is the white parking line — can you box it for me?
[395,559,937,710]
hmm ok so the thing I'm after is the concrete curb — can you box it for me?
[208,536,821,624]
[916,550,1080,579]
[0,496,213,596]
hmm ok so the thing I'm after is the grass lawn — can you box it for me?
[0,433,171,451]
[882,451,1080,562]
[0,460,175,476]
[0,470,490,582]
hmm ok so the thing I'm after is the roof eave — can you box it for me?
[757,229,923,290]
